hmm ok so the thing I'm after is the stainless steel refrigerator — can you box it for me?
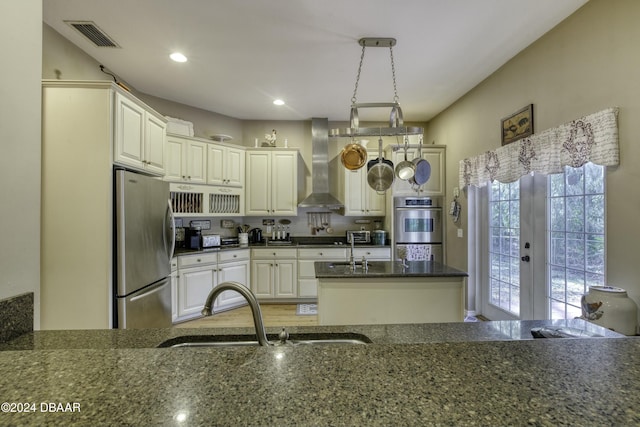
[114,169,175,329]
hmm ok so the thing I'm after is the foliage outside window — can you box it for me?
[489,181,521,316]
[548,162,605,319]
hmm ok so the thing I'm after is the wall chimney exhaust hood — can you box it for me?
[298,118,344,210]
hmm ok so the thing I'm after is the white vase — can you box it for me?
[581,286,638,336]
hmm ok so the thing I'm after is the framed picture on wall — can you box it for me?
[501,104,534,145]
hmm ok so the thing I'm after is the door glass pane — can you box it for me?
[488,180,520,316]
[547,163,605,318]
[584,162,604,194]
[585,195,604,233]
[549,231,566,265]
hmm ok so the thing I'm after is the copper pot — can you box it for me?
[340,141,367,171]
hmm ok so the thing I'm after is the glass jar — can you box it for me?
[372,230,387,246]
[581,286,638,336]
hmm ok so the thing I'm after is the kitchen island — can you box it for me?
[0,320,636,426]
[315,260,468,325]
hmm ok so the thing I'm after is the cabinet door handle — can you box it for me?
[233,254,237,258]
[196,259,201,262]
[319,252,323,256]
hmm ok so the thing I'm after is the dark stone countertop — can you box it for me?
[175,240,391,254]
[315,260,468,278]
[0,320,636,426]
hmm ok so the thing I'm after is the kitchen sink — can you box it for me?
[157,332,372,348]
[327,261,386,274]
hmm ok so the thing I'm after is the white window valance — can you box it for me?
[459,107,619,188]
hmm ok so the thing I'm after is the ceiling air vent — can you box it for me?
[65,21,120,48]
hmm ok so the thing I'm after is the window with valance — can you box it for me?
[459,108,619,188]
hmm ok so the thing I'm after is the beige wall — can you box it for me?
[0,1,42,326]
[42,23,105,81]
[425,0,640,304]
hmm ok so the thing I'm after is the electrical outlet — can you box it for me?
[453,187,460,197]
[457,228,464,238]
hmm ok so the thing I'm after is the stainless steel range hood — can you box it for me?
[298,118,344,209]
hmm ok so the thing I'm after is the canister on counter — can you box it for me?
[581,285,638,336]
[372,230,387,246]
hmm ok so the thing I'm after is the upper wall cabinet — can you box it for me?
[207,143,245,187]
[164,135,207,184]
[343,151,386,216]
[245,149,298,216]
[113,92,167,176]
[389,145,446,196]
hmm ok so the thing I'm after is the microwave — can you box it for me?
[202,234,221,248]
[346,230,371,244]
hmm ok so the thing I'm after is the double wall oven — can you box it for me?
[394,196,443,262]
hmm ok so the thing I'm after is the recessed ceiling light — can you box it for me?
[273,99,285,106]
[170,52,187,63]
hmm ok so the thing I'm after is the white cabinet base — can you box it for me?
[317,276,463,326]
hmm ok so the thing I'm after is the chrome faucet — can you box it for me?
[348,236,369,272]
[201,281,272,346]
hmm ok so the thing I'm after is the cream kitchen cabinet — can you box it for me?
[207,143,245,187]
[297,248,348,298]
[175,249,250,322]
[170,257,178,323]
[250,248,298,299]
[352,247,392,261]
[114,91,167,176]
[164,135,207,184]
[245,149,298,216]
[215,249,250,308]
[343,152,386,216]
[389,145,446,196]
[176,252,217,320]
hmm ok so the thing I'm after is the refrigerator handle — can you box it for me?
[166,198,176,261]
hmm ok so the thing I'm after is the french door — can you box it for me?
[478,163,606,320]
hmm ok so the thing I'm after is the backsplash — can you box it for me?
[0,292,33,343]
[176,208,385,240]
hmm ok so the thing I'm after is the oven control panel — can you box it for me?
[394,196,442,208]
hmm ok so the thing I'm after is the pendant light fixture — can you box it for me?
[330,38,423,138]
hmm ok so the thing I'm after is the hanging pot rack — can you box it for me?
[330,38,424,138]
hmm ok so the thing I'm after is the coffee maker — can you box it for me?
[185,226,202,249]
[249,228,262,243]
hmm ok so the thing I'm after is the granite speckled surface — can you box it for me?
[315,260,468,278]
[0,320,635,426]
[0,292,33,343]
[174,240,389,254]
